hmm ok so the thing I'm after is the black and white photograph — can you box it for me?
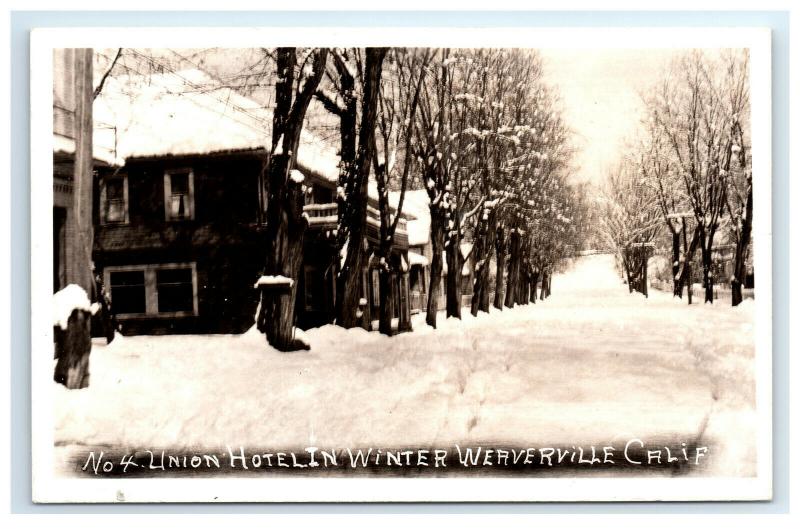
[31,26,772,503]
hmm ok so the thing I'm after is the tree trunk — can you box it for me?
[540,269,548,300]
[641,250,649,298]
[731,182,753,307]
[426,208,446,328]
[445,232,462,319]
[335,48,385,328]
[257,154,309,351]
[671,230,682,297]
[378,266,393,335]
[54,309,92,389]
[531,270,539,303]
[333,117,358,325]
[684,260,694,305]
[622,249,633,293]
[493,227,507,310]
[517,240,531,305]
[504,228,521,308]
[677,225,700,304]
[337,234,368,329]
[697,222,718,304]
[257,48,327,350]
[702,245,714,304]
[471,210,496,316]
[520,266,530,305]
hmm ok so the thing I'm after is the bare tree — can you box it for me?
[720,50,752,306]
[372,48,429,335]
[315,48,388,329]
[256,47,328,351]
[598,159,662,296]
[412,49,457,328]
[440,50,483,320]
[649,50,749,303]
[468,49,515,316]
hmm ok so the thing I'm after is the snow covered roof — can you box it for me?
[389,189,430,246]
[407,250,429,267]
[93,68,341,182]
[94,69,271,164]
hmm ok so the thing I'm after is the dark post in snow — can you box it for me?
[54,48,94,389]
[256,48,328,351]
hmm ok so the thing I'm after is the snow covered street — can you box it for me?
[53,254,756,477]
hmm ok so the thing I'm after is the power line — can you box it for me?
[126,48,274,134]
[99,48,339,155]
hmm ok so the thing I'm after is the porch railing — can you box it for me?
[303,202,408,236]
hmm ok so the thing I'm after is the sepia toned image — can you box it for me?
[33,27,772,503]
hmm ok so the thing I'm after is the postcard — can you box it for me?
[31,25,772,502]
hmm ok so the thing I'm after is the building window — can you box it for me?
[101,175,128,224]
[105,263,198,318]
[156,268,195,313]
[109,270,146,314]
[164,169,194,221]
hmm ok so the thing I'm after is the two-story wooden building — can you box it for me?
[92,68,414,335]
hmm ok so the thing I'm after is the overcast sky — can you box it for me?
[539,49,677,185]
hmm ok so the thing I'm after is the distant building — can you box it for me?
[710,231,755,290]
[390,190,475,314]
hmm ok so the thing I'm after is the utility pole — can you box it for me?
[72,48,94,293]
[54,48,95,389]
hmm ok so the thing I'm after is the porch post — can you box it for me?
[360,267,371,331]
[398,270,412,332]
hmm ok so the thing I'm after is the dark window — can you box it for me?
[110,270,146,314]
[156,268,194,313]
[105,177,126,222]
[409,268,422,292]
[168,172,190,219]
[312,185,334,204]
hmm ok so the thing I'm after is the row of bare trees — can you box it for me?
[214,47,584,350]
[599,49,752,306]
[386,48,582,330]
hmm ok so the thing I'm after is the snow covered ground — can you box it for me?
[53,254,756,477]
